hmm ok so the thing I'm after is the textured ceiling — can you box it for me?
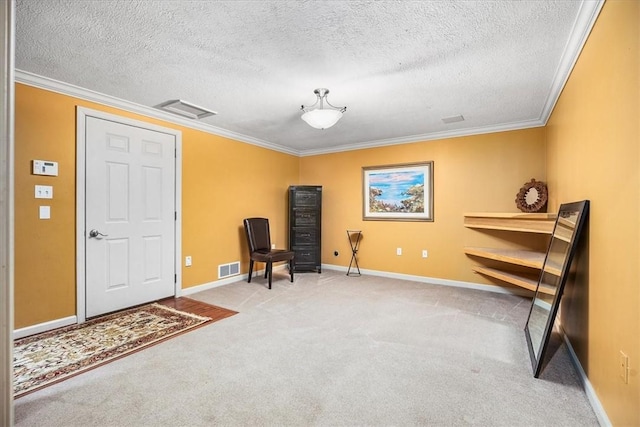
[15,1,601,155]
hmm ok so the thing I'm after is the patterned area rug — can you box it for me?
[14,303,212,398]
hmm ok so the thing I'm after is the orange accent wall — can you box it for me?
[545,1,640,425]
[14,84,299,328]
[15,3,638,421]
[15,83,546,328]
[299,128,547,283]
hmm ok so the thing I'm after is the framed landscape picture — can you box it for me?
[362,161,434,221]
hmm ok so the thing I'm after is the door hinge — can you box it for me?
[175,211,177,220]
[174,274,177,283]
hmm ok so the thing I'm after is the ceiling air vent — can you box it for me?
[441,115,465,124]
[155,99,217,120]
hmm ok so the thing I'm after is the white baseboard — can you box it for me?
[323,263,609,425]
[321,263,531,296]
[182,263,527,297]
[13,265,609,426]
[562,331,611,426]
[14,315,77,339]
[179,274,245,296]
[179,264,287,296]
[14,266,286,335]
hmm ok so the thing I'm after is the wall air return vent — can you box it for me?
[218,261,240,279]
[155,99,217,120]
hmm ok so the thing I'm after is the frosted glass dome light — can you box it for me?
[300,88,346,130]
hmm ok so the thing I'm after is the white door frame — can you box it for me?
[76,107,182,323]
[1,0,14,424]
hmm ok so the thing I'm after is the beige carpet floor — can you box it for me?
[14,270,599,426]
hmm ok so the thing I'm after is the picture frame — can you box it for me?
[362,161,434,221]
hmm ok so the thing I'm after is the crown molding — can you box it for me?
[301,0,604,157]
[15,70,300,156]
[17,0,602,161]
[538,0,604,124]
[299,119,545,156]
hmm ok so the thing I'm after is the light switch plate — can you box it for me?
[35,185,53,199]
[39,206,51,219]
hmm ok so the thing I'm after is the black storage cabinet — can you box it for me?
[288,185,322,273]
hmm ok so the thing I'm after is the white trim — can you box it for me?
[321,264,531,296]
[180,275,245,296]
[76,107,182,323]
[179,264,287,296]
[175,129,183,302]
[0,0,14,423]
[15,70,298,156]
[185,263,529,297]
[13,0,602,160]
[562,330,611,427]
[300,120,546,157]
[17,68,546,158]
[538,0,604,124]
[12,264,612,427]
[75,108,87,323]
[13,316,76,340]
[321,263,609,424]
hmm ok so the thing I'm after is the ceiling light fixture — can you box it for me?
[300,88,347,130]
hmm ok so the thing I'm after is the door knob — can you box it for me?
[89,229,108,238]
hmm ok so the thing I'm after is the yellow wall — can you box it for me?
[14,84,299,328]
[15,3,638,422]
[299,129,547,284]
[546,0,639,425]
[15,82,547,328]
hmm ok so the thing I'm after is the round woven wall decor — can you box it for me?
[515,179,548,213]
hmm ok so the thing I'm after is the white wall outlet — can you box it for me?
[271,243,276,249]
[35,185,53,199]
[396,247,402,256]
[185,256,192,267]
[422,249,428,258]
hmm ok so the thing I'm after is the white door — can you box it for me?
[85,116,176,318]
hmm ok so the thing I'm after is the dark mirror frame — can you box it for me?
[525,200,590,377]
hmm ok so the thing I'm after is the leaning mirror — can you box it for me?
[525,200,590,377]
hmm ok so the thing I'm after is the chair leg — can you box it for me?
[264,264,268,279]
[289,259,294,282]
[267,261,273,289]
[248,260,254,283]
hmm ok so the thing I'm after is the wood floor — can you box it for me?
[157,296,238,322]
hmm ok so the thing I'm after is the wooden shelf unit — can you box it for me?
[463,247,545,269]
[464,212,556,234]
[464,212,557,293]
[471,266,555,295]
